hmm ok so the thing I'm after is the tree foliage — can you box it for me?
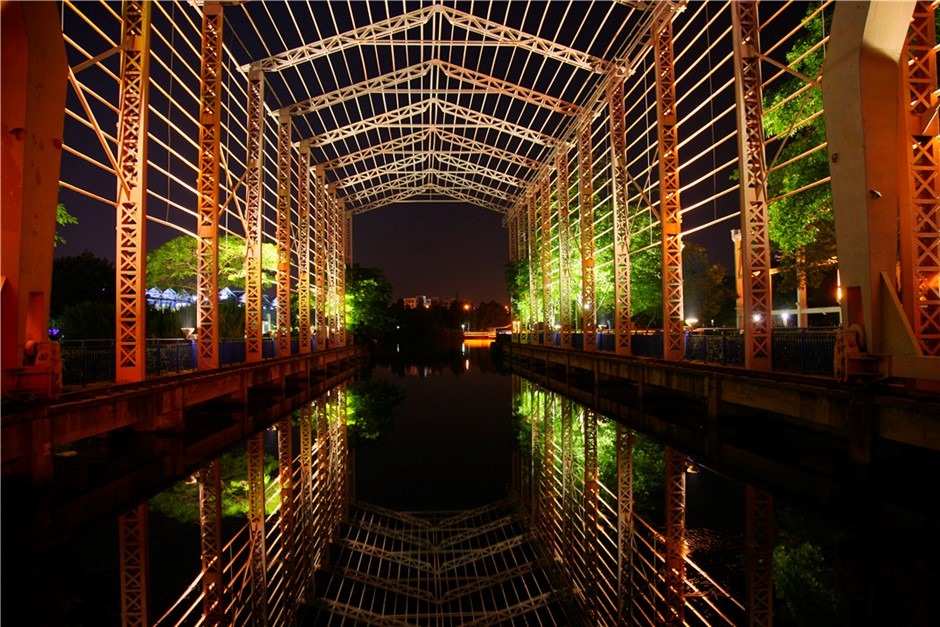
[504,259,530,322]
[146,235,278,291]
[149,450,280,523]
[346,379,405,447]
[345,263,394,339]
[54,202,78,247]
[763,5,835,291]
[52,251,115,318]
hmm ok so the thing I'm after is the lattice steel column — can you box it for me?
[508,209,518,262]
[276,111,293,358]
[314,167,327,351]
[654,10,685,362]
[608,72,633,356]
[561,397,574,566]
[901,2,939,356]
[338,385,349,519]
[277,417,295,606]
[664,447,686,626]
[315,396,330,566]
[541,176,554,346]
[114,0,152,383]
[119,502,150,627]
[530,386,542,523]
[746,485,774,627]
[541,393,555,540]
[579,124,597,351]
[246,432,267,624]
[557,150,573,348]
[297,142,312,353]
[337,201,347,347]
[731,1,772,370]
[244,66,265,363]
[298,405,314,591]
[199,459,224,625]
[527,190,540,344]
[616,423,635,624]
[195,1,223,371]
[345,213,353,266]
[583,408,599,622]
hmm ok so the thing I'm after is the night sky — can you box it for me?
[352,201,509,305]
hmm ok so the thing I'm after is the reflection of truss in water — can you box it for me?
[302,499,585,626]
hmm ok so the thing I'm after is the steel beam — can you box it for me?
[246,433,267,624]
[298,405,314,591]
[199,459,224,625]
[901,2,939,356]
[540,176,554,346]
[114,0,152,383]
[337,200,347,347]
[297,142,312,353]
[527,190,540,343]
[277,417,295,608]
[608,72,633,355]
[251,5,606,74]
[664,447,686,626]
[731,1,772,370]
[195,1,223,371]
[583,408,599,622]
[746,485,774,627]
[616,423,635,624]
[313,169,326,351]
[654,10,685,362]
[578,123,597,351]
[557,150,573,348]
[276,111,293,358]
[244,66,265,362]
[118,502,150,627]
[541,393,555,539]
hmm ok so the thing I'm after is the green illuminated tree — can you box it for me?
[762,5,836,293]
[345,263,394,339]
[54,202,78,247]
[146,235,278,291]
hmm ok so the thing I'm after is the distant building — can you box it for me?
[403,295,430,309]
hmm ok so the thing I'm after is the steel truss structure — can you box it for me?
[515,377,747,627]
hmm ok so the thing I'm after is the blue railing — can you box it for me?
[59,337,316,387]
[520,327,836,377]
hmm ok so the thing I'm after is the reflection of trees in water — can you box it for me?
[346,379,406,448]
[377,343,500,377]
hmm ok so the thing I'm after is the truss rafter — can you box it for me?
[285,59,577,117]
[248,5,607,74]
[309,98,557,148]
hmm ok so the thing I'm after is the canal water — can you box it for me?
[44,343,847,626]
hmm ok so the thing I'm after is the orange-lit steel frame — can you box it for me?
[608,73,633,356]
[583,408,599,622]
[731,1,772,371]
[653,12,685,362]
[541,393,555,538]
[579,124,597,351]
[314,168,327,351]
[746,485,774,627]
[276,112,293,357]
[616,423,635,623]
[561,398,575,572]
[199,458,224,624]
[119,502,150,627]
[901,2,939,356]
[664,446,686,626]
[115,0,152,383]
[541,176,554,346]
[247,432,268,623]
[556,150,573,348]
[297,143,312,353]
[529,386,542,523]
[527,190,539,342]
[316,398,330,561]
[245,67,265,363]
[298,406,315,587]
[338,204,348,347]
[277,416,296,616]
[196,2,223,371]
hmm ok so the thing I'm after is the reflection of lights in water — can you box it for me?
[465,359,470,371]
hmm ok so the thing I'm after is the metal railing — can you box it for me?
[57,337,320,387]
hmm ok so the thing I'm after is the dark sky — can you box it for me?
[352,201,509,305]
